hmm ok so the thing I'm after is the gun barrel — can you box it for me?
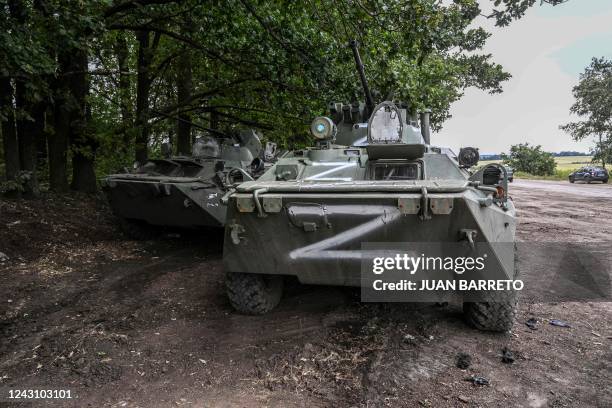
[349,40,375,114]
[419,110,431,145]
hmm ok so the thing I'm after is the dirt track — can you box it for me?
[0,181,611,407]
[512,179,612,199]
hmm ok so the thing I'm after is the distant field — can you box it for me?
[480,156,593,170]
[479,156,595,180]
[553,156,594,169]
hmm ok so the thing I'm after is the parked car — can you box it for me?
[569,166,608,183]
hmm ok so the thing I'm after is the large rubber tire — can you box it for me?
[569,177,574,183]
[463,250,519,332]
[226,272,283,315]
[118,218,160,240]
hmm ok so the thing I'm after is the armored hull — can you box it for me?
[222,100,518,331]
[224,154,516,286]
[104,160,227,229]
[103,130,275,237]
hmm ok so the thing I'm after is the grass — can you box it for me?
[552,156,595,170]
[480,156,594,181]
[513,169,574,181]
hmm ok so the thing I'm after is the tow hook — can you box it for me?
[420,186,431,221]
[460,229,477,250]
[221,188,235,205]
[229,222,245,245]
[253,188,269,218]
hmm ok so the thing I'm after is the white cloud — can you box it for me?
[436,3,612,154]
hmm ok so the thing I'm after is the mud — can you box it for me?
[1,183,611,407]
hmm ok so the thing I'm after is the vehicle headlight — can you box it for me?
[310,116,336,140]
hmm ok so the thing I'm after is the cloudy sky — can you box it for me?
[436,0,612,155]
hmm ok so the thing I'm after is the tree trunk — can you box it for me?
[15,80,39,196]
[70,48,97,193]
[49,99,69,193]
[48,98,69,192]
[0,77,19,182]
[176,49,192,155]
[210,110,219,131]
[135,30,152,164]
[9,0,40,196]
[31,0,63,190]
[599,135,605,168]
[48,51,73,193]
[34,102,47,167]
[115,33,133,154]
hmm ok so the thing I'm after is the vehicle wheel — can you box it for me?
[226,272,283,315]
[463,250,519,332]
[569,177,574,183]
[118,218,160,240]
[604,179,609,184]
[585,177,592,184]
[508,177,513,183]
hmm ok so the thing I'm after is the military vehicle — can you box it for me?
[222,41,518,332]
[103,129,277,239]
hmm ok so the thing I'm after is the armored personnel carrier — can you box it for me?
[222,42,518,331]
[103,129,277,239]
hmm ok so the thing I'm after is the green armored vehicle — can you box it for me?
[223,42,518,331]
[103,129,277,239]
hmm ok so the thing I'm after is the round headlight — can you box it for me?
[310,116,336,140]
[458,147,479,168]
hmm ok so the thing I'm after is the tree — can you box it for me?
[1,0,570,194]
[591,138,612,168]
[5,0,46,195]
[501,143,556,176]
[560,57,612,168]
[0,0,103,193]
[483,0,569,27]
[102,0,514,142]
[0,78,19,182]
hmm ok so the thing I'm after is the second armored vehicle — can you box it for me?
[103,130,277,239]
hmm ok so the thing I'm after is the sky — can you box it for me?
[436,0,612,155]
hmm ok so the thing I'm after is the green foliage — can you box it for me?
[0,170,34,194]
[591,141,612,167]
[513,168,573,181]
[560,57,612,166]
[501,143,556,176]
[484,0,569,27]
[1,0,567,188]
[93,0,515,149]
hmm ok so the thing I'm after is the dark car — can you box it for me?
[569,166,608,184]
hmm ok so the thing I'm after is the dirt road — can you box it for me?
[512,178,612,199]
[0,184,611,407]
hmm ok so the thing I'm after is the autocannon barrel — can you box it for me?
[349,40,375,115]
